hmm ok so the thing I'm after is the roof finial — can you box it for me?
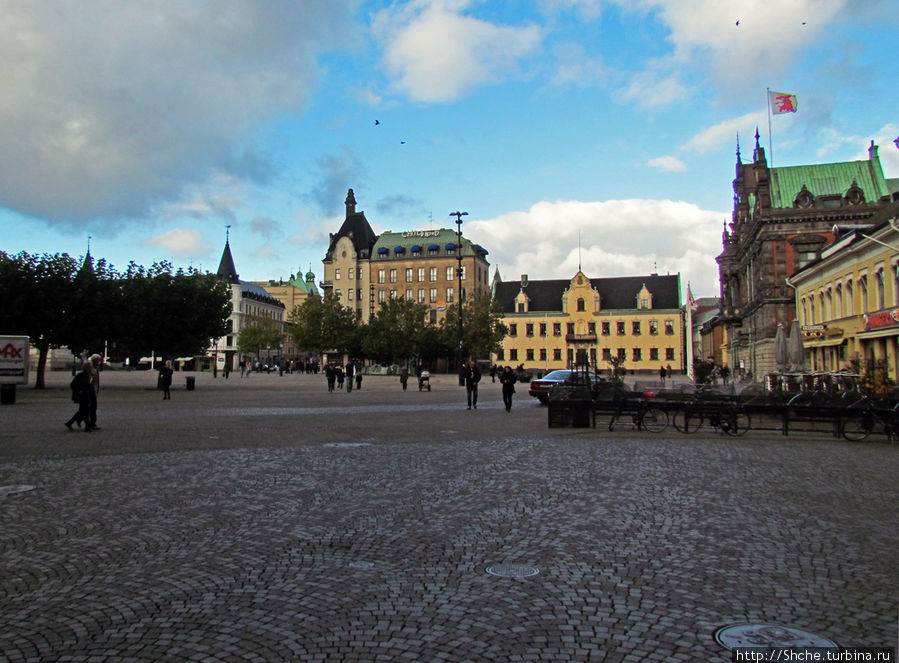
[225,224,231,244]
[736,132,741,162]
[754,126,760,149]
[578,231,582,272]
[86,234,92,256]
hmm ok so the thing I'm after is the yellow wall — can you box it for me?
[494,272,685,374]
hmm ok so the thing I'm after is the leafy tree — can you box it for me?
[238,313,285,358]
[0,251,83,388]
[440,289,507,361]
[362,297,428,363]
[112,262,231,362]
[289,292,357,356]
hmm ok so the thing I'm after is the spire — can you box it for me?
[345,188,357,217]
[216,227,239,283]
[79,234,94,274]
[736,132,741,163]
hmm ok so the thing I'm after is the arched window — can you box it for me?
[577,298,585,312]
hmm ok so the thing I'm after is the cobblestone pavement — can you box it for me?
[1,371,896,662]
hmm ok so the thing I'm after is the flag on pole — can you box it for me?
[769,91,798,115]
[687,283,697,311]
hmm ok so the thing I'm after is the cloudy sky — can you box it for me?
[1,0,897,298]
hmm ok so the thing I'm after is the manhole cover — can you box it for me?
[486,564,539,578]
[348,561,375,570]
[324,442,371,448]
[714,623,839,651]
[0,485,36,497]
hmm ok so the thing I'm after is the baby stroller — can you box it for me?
[418,369,431,391]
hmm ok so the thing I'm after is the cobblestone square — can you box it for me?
[1,371,896,662]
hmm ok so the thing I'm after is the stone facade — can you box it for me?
[717,136,895,378]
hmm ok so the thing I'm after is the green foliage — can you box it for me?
[440,289,508,360]
[237,313,285,356]
[113,262,231,361]
[362,297,428,363]
[854,357,896,399]
[693,359,715,385]
[289,292,357,355]
[606,355,627,384]
[0,252,231,386]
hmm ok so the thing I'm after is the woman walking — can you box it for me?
[159,360,174,400]
[499,365,516,412]
[65,361,94,431]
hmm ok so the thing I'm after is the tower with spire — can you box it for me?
[715,135,895,375]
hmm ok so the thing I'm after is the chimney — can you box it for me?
[868,140,879,161]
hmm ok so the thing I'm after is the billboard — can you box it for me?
[0,336,30,384]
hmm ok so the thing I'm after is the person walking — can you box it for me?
[159,360,174,400]
[659,365,667,386]
[400,365,409,391]
[336,366,345,390]
[65,360,94,431]
[355,369,363,390]
[87,354,102,430]
[345,361,354,393]
[464,359,481,410]
[499,365,516,412]
[325,364,336,392]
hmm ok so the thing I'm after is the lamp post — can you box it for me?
[450,211,468,384]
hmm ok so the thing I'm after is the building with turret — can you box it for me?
[716,135,897,377]
[212,238,285,371]
[322,189,491,323]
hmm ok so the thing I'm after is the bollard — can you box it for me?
[0,384,16,405]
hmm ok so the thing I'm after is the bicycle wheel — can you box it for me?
[722,409,751,436]
[841,413,873,442]
[672,408,701,433]
[640,406,668,433]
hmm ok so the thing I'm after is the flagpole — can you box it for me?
[767,88,772,162]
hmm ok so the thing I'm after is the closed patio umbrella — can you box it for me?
[774,323,788,371]
[788,319,805,372]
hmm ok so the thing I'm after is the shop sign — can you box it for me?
[864,309,899,330]
[0,336,29,384]
[801,324,826,331]
[401,230,441,238]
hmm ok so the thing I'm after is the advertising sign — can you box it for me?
[0,336,29,384]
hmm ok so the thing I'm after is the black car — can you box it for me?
[528,369,605,404]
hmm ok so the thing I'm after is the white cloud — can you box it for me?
[618,68,687,107]
[647,155,687,172]
[682,111,766,154]
[373,1,542,103]
[467,198,726,296]
[0,1,353,226]
[847,124,899,177]
[647,0,847,79]
[539,0,603,20]
[144,228,212,257]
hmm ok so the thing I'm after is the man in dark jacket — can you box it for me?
[464,359,481,410]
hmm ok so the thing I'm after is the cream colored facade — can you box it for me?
[788,208,899,379]
[369,230,491,325]
[493,271,685,375]
[325,233,374,322]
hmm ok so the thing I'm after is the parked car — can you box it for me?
[528,369,605,404]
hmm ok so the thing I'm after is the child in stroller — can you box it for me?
[418,368,431,391]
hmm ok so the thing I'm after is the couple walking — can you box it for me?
[463,360,517,412]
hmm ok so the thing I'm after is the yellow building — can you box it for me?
[492,271,685,375]
[788,200,899,378]
[322,189,491,323]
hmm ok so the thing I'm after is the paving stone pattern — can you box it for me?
[1,371,896,662]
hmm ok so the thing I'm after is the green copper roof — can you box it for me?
[372,228,488,257]
[769,157,888,209]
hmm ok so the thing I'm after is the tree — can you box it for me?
[441,289,508,361]
[289,292,357,356]
[362,297,428,363]
[0,251,82,388]
[238,313,285,359]
[112,262,231,362]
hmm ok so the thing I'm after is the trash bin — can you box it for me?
[0,384,16,405]
[185,376,195,391]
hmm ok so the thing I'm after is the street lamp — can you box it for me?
[450,211,468,385]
